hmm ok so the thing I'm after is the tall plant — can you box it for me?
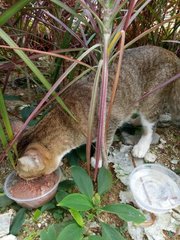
[0,0,179,176]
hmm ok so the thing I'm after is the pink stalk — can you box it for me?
[94,34,109,181]
[123,0,137,31]
[106,30,125,133]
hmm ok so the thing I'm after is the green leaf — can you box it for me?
[102,204,146,224]
[53,209,64,221]
[57,223,83,240]
[33,209,42,221]
[0,0,32,26]
[0,194,13,207]
[58,193,93,211]
[66,150,79,166]
[55,190,69,203]
[40,224,57,240]
[41,201,56,213]
[4,94,21,101]
[0,89,14,140]
[10,208,26,235]
[101,223,125,240]
[97,167,112,196]
[69,209,84,227]
[58,180,75,191]
[76,145,86,161]
[71,166,94,199]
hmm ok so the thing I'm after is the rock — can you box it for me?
[0,213,13,237]
[109,146,144,185]
[119,191,134,204]
[0,235,17,240]
[144,152,157,163]
[170,159,179,165]
[158,113,172,127]
[151,133,160,145]
[160,138,166,144]
[158,143,164,149]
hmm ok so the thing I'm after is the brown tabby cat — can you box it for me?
[16,46,180,179]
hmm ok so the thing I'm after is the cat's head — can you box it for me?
[16,143,51,179]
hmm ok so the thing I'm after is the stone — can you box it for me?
[0,213,12,237]
[170,159,179,165]
[158,143,164,149]
[158,113,172,127]
[160,138,166,144]
[151,133,160,145]
[0,235,17,240]
[144,152,157,163]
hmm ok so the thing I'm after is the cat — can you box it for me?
[16,45,180,179]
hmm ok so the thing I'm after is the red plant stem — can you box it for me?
[2,71,11,93]
[123,0,137,31]
[106,30,125,133]
[94,34,109,181]
[134,73,180,104]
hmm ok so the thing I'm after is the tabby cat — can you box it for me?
[16,46,180,179]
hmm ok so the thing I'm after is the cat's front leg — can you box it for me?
[132,115,154,158]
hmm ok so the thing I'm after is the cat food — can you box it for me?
[10,173,58,199]
[4,168,61,209]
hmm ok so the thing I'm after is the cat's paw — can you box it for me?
[132,142,150,158]
[91,157,102,168]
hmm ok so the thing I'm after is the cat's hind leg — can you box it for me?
[132,114,154,158]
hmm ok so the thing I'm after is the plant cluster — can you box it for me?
[40,166,145,240]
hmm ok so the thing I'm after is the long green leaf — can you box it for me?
[0,89,13,140]
[101,222,125,240]
[71,166,94,199]
[0,194,13,208]
[10,208,26,235]
[0,93,16,167]
[57,223,83,240]
[102,204,146,224]
[0,0,32,26]
[97,167,112,196]
[58,193,93,211]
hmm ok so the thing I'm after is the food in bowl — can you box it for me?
[4,168,61,209]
